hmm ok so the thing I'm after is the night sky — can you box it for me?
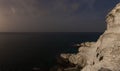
[0,0,119,32]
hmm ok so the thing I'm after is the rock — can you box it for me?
[50,66,63,71]
[64,66,80,71]
[98,68,112,71]
[50,56,77,71]
[60,54,71,59]
[60,2,120,71]
[80,42,95,47]
[74,44,81,47]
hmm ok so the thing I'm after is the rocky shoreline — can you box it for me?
[50,42,94,71]
[51,2,120,71]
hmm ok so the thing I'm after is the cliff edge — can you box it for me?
[60,3,120,71]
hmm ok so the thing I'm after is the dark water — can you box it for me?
[0,32,102,71]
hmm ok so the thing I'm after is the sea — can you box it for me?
[0,32,102,71]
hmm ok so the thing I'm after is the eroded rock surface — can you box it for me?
[60,3,120,71]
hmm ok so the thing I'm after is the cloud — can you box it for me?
[81,0,96,9]
[0,0,97,17]
[45,0,98,16]
[0,0,106,32]
[71,3,80,11]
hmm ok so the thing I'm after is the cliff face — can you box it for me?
[61,3,120,71]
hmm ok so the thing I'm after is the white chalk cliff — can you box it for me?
[61,3,120,71]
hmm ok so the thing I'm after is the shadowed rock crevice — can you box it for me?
[99,56,103,61]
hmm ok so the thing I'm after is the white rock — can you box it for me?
[60,2,120,71]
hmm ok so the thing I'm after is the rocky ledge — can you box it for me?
[59,3,120,71]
